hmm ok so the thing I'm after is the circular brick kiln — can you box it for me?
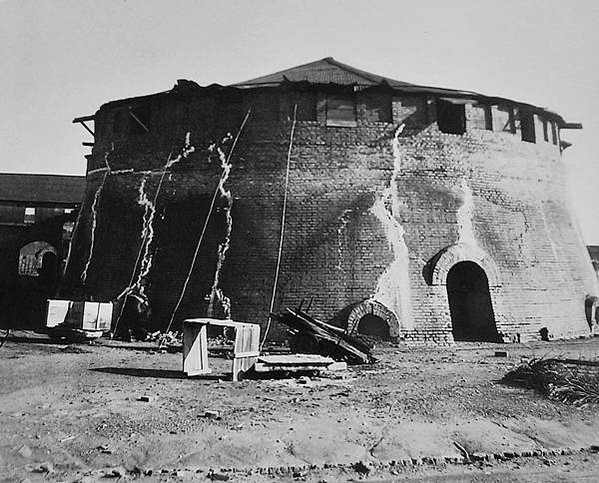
[64,58,599,343]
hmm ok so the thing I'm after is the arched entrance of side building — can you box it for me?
[446,261,500,342]
[13,241,59,328]
[427,243,502,343]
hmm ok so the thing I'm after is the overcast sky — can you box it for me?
[1,0,598,242]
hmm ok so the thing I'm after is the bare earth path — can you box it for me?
[1,333,599,481]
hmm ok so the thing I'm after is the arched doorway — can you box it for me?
[446,261,500,342]
[357,314,390,338]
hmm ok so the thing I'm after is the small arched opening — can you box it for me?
[446,261,500,342]
[357,314,390,338]
[346,299,400,341]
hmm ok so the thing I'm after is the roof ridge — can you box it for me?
[231,56,422,88]
[232,57,337,86]
[323,57,387,84]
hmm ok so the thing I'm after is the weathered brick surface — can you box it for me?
[62,85,598,343]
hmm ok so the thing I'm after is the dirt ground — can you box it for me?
[1,331,599,482]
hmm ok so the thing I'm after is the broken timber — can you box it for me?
[277,308,375,365]
[254,354,336,374]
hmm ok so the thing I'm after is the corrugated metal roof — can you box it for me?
[232,57,418,88]
[92,57,571,125]
[231,57,512,102]
[231,57,568,123]
[0,173,86,204]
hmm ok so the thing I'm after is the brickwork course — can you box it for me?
[63,58,599,343]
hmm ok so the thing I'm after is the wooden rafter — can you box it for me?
[72,115,95,137]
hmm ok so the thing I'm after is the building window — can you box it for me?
[542,118,549,142]
[520,110,536,143]
[364,91,392,123]
[437,99,466,134]
[326,93,356,126]
[24,207,35,224]
[0,205,24,225]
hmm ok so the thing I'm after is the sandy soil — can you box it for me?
[1,331,599,482]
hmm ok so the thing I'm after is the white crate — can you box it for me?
[46,299,113,331]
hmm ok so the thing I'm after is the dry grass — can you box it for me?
[503,358,599,408]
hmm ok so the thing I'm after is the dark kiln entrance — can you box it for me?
[357,314,390,339]
[446,261,500,342]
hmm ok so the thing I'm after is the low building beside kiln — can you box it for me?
[0,173,84,328]
[65,57,598,343]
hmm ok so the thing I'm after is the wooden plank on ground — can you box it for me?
[258,354,335,366]
[254,363,325,373]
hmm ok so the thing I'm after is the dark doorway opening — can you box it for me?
[357,314,390,339]
[446,261,500,342]
[39,251,58,296]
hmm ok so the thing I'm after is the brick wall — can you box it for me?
[62,85,598,343]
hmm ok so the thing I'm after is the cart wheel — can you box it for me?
[290,332,319,354]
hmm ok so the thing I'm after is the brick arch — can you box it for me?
[347,299,400,338]
[18,241,58,277]
[429,243,501,288]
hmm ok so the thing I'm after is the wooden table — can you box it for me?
[182,318,260,381]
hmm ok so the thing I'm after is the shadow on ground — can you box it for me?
[90,366,223,381]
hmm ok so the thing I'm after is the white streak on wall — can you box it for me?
[456,179,476,245]
[132,176,157,296]
[115,133,194,304]
[370,125,413,330]
[207,145,234,319]
[168,132,195,169]
[87,167,110,175]
[81,171,108,284]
